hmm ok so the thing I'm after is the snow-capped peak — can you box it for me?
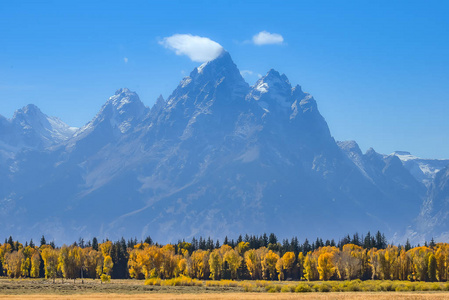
[391,151,449,187]
[76,88,148,136]
[248,69,293,111]
[0,104,77,153]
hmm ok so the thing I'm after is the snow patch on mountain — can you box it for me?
[392,151,449,187]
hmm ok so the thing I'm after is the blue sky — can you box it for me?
[1,0,448,158]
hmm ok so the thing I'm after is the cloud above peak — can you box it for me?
[160,34,224,63]
[252,31,284,45]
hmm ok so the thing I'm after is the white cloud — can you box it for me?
[124,57,128,63]
[240,70,254,77]
[240,70,263,85]
[252,31,284,45]
[159,34,224,63]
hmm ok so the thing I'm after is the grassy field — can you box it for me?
[1,278,449,299]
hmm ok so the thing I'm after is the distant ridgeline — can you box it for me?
[0,232,446,282]
[1,51,449,245]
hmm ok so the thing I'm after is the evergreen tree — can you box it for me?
[303,239,311,254]
[29,239,35,248]
[237,235,243,243]
[405,239,412,251]
[428,254,437,282]
[92,237,98,251]
[111,241,129,279]
[268,233,277,245]
[40,235,46,247]
[351,233,360,246]
[364,232,372,249]
[262,233,269,247]
[144,236,153,245]
[206,237,214,250]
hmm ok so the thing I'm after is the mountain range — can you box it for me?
[1,51,448,244]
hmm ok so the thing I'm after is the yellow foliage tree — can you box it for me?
[224,249,242,280]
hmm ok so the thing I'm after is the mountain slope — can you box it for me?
[0,52,442,244]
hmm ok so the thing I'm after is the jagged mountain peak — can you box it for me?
[108,88,144,111]
[167,51,249,109]
[12,104,46,123]
[337,140,363,157]
[15,103,41,115]
[76,88,148,137]
[184,51,248,92]
[249,69,294,112]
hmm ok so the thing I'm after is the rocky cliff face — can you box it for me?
[1,52,447,244]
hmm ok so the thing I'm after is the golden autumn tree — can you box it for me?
[297,252,305,280]
[304,252,319,281]
[41,246,59,283]
[209,249,222,280]
[281,252,296,279]
[4,250,24,278]
[275,256,284,281]
[160,244,177,279]
[317,252,335,280]
[263,250,279,280]
[224,249,241,280]
[190,249,210,279]
[30,250,41,278]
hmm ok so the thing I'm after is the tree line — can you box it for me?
[0,232,445,282]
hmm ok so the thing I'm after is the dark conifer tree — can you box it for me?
[303,239,311,254]
[206,237,214,250]
[237,235,243,243]
[111,241,129,279]
[290,237,300,254]
[430,237,436,248]
[364,232,372,249]
[268,233,277,245]
[351,233,360,246]
[92,237,99,251]
[40,235,46,247]
[223,236,229,245]
[262,233,269,247]
[29,239,35,248]
[282,239,289,254]
[405,239,412,251]
[144,236,153,245]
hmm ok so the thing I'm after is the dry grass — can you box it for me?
[1,292,449,299]
[1,278,449,299]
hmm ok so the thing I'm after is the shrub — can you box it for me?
[100,274,111,283]
[265,284,281,293]
[380,281,394,291]
[318,283,331,292]
[241,282,255,292]
[295,283,313,293]
[144,278,161,286]
[280,284,295,293]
